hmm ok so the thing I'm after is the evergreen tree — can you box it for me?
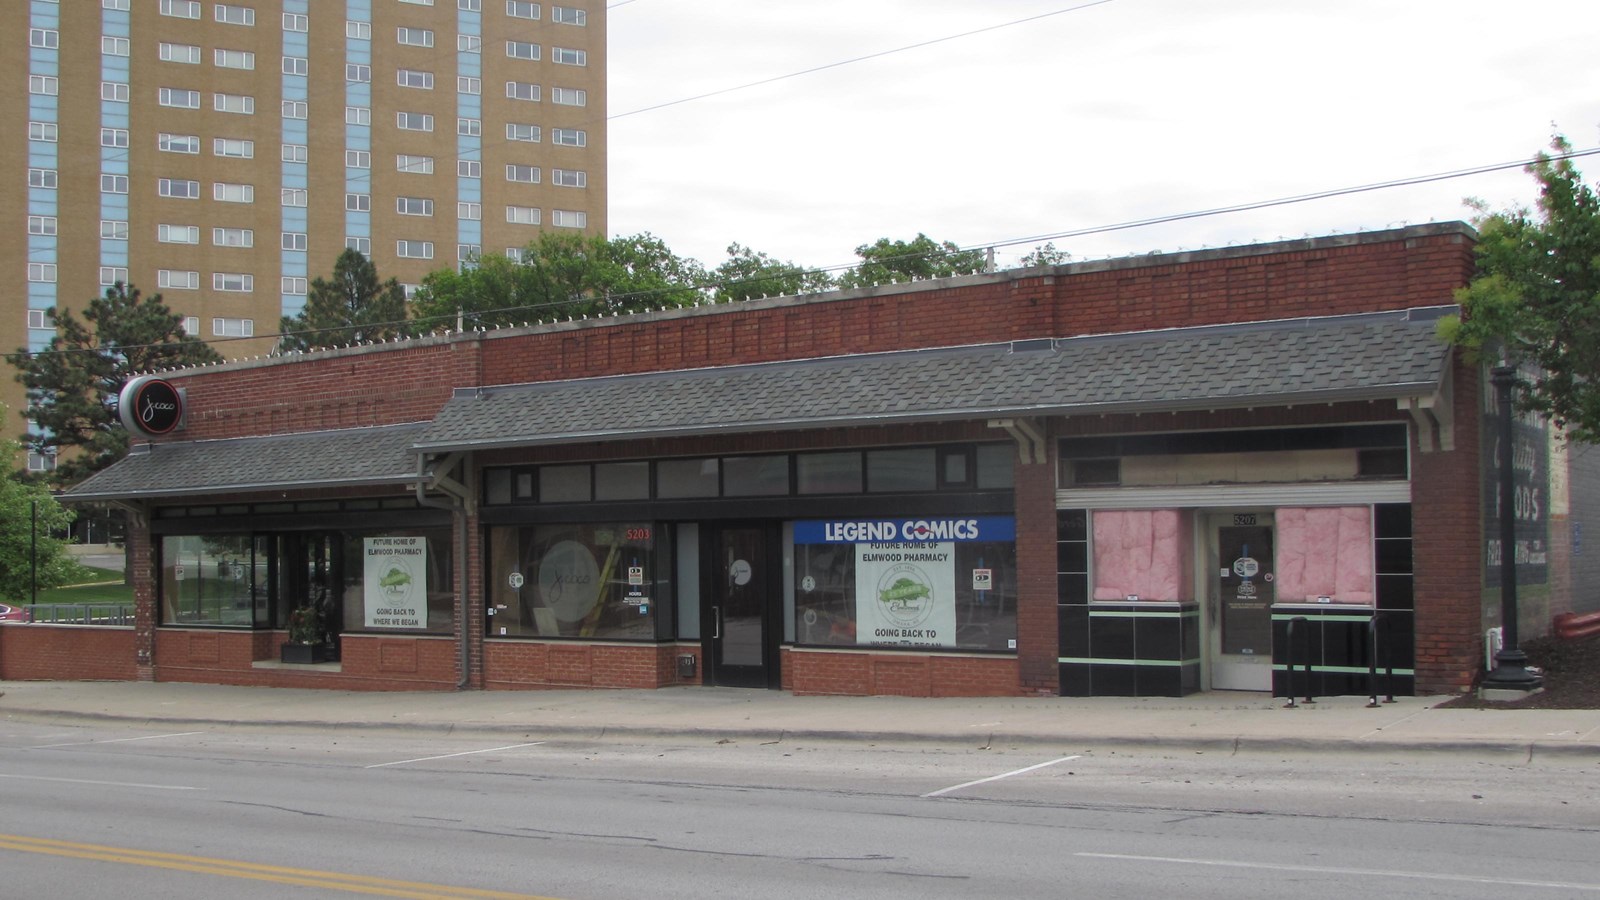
[279,249,409,351]
[6,283,221,486]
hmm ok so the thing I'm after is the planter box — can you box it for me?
[280,643,329,665]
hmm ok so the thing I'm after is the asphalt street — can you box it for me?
[0,718,1595,899]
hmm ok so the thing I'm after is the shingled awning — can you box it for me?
[413,307,1455,453]
[66,422,432,502]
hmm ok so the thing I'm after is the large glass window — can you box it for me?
[487,523,667,641]
[160,535,268,626]
[159,527,454,635]
[793,517,1017,651]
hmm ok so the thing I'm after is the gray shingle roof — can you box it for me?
[416,307,1454,453]
[67,422,430,502]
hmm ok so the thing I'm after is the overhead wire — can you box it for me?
[23,0,1124,266]
[17,145,1598,362]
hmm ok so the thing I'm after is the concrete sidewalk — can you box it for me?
[4,680,1598,757]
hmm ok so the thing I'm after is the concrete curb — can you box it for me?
[6,707,1596,759]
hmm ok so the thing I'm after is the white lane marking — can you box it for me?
[1077,853,1600,892]
[29,731,206,750]
[922,755,1080,798]
[366,742,547,769]
[0,773,202,791]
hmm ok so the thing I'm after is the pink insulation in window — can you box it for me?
[1275,506,1374,604]
[1092,509,1191,601]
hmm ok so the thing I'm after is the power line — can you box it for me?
[609,0,1120,120]
[17,146,1595,362]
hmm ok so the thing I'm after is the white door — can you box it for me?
[1206,512,1275,691]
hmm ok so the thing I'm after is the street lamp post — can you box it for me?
[1483,365,1542,693]
[31,498,38,606]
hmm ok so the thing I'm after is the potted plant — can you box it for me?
[281,605,327,664]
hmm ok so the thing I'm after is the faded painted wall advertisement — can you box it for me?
[1481,367,1549,586]
[363,537,428,629]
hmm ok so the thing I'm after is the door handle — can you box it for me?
[712,606,721,639]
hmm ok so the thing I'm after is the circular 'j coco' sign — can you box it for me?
[119,375,185,436]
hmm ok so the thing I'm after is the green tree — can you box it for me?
[1442,136,1600,442]
[410,232,707,330]
[589,233,708,314]
[279,249,408,351]
[1018,242,1071,268]
[836,234,987,289]
[410,252,551,332]
[6,283,222,486]
[0,436,85,603]
[711,243,834,303]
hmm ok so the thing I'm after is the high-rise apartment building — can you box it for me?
[3,0,606,470]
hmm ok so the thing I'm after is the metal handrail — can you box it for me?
[22,604,135,627]
[1367,612,1396,707]
[1282,616,1315,708]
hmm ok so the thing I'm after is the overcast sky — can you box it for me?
[604,0,1600,275]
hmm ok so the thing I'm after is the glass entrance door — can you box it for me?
[706,525,774,688]
[1206,512,1274,690]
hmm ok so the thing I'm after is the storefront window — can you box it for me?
[1091,510,1191,601]
[338,528,456,632]
[792,517,1017,651]
[487,522,667,640]
[159,528,454,634]
[160,534,267,626]
[1275,507,1374,604]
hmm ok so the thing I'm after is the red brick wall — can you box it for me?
[152,629,458,691]
[1014,439,1059,696]
[0,625,137,681]
[1408,353,1484,694]
[482,640,680,689]
[785,649,1020,697]
[165,341,474,441]
[153,228,1474,446]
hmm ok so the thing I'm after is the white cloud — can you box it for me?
[608,0,1600,271]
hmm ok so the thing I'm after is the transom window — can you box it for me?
[484,444,1015,505]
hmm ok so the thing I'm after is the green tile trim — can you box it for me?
[1271,614,1377,623]
[1272,664,1415,675]
[1089,609,1200,619]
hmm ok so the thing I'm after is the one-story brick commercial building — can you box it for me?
[19,223,1595,697]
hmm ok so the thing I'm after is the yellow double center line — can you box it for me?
[0,833,562,899]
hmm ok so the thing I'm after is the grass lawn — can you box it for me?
[32,566,133,605]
